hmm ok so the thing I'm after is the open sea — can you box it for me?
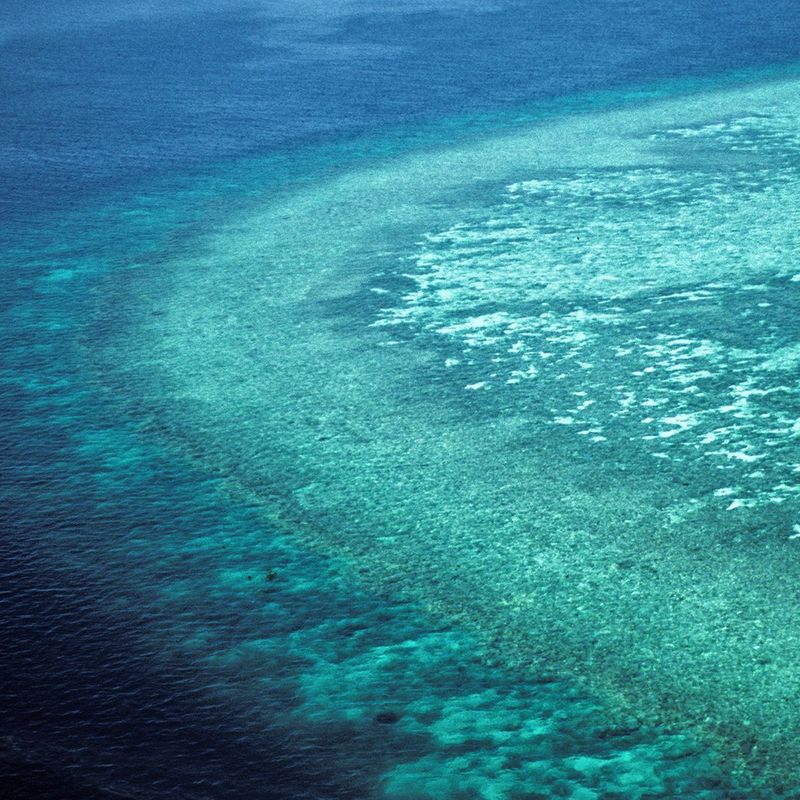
[3,2,800,798]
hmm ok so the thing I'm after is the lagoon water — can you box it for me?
[3,2,800,798]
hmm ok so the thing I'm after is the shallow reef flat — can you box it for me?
[97,72,800,794]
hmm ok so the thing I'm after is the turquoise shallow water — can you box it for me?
[92,69,800,795]
[2,160,737,800]
[3,3,800,794]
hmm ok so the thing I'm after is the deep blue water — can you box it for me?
[4,0,800,215]
[3,2,800,798]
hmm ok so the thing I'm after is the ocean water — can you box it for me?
[3,2,800,798]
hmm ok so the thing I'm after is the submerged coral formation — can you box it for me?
[96,72,800,795]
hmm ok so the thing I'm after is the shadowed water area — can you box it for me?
[3,2,800,798]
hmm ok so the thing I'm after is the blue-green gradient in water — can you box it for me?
[3,2,800,798]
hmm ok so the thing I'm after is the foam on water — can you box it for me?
[94,72,800,794]
[373,106,800,512]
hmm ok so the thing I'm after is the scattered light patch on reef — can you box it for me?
[374,111,800,512]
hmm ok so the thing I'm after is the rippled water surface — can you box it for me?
[3,2,800,798]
